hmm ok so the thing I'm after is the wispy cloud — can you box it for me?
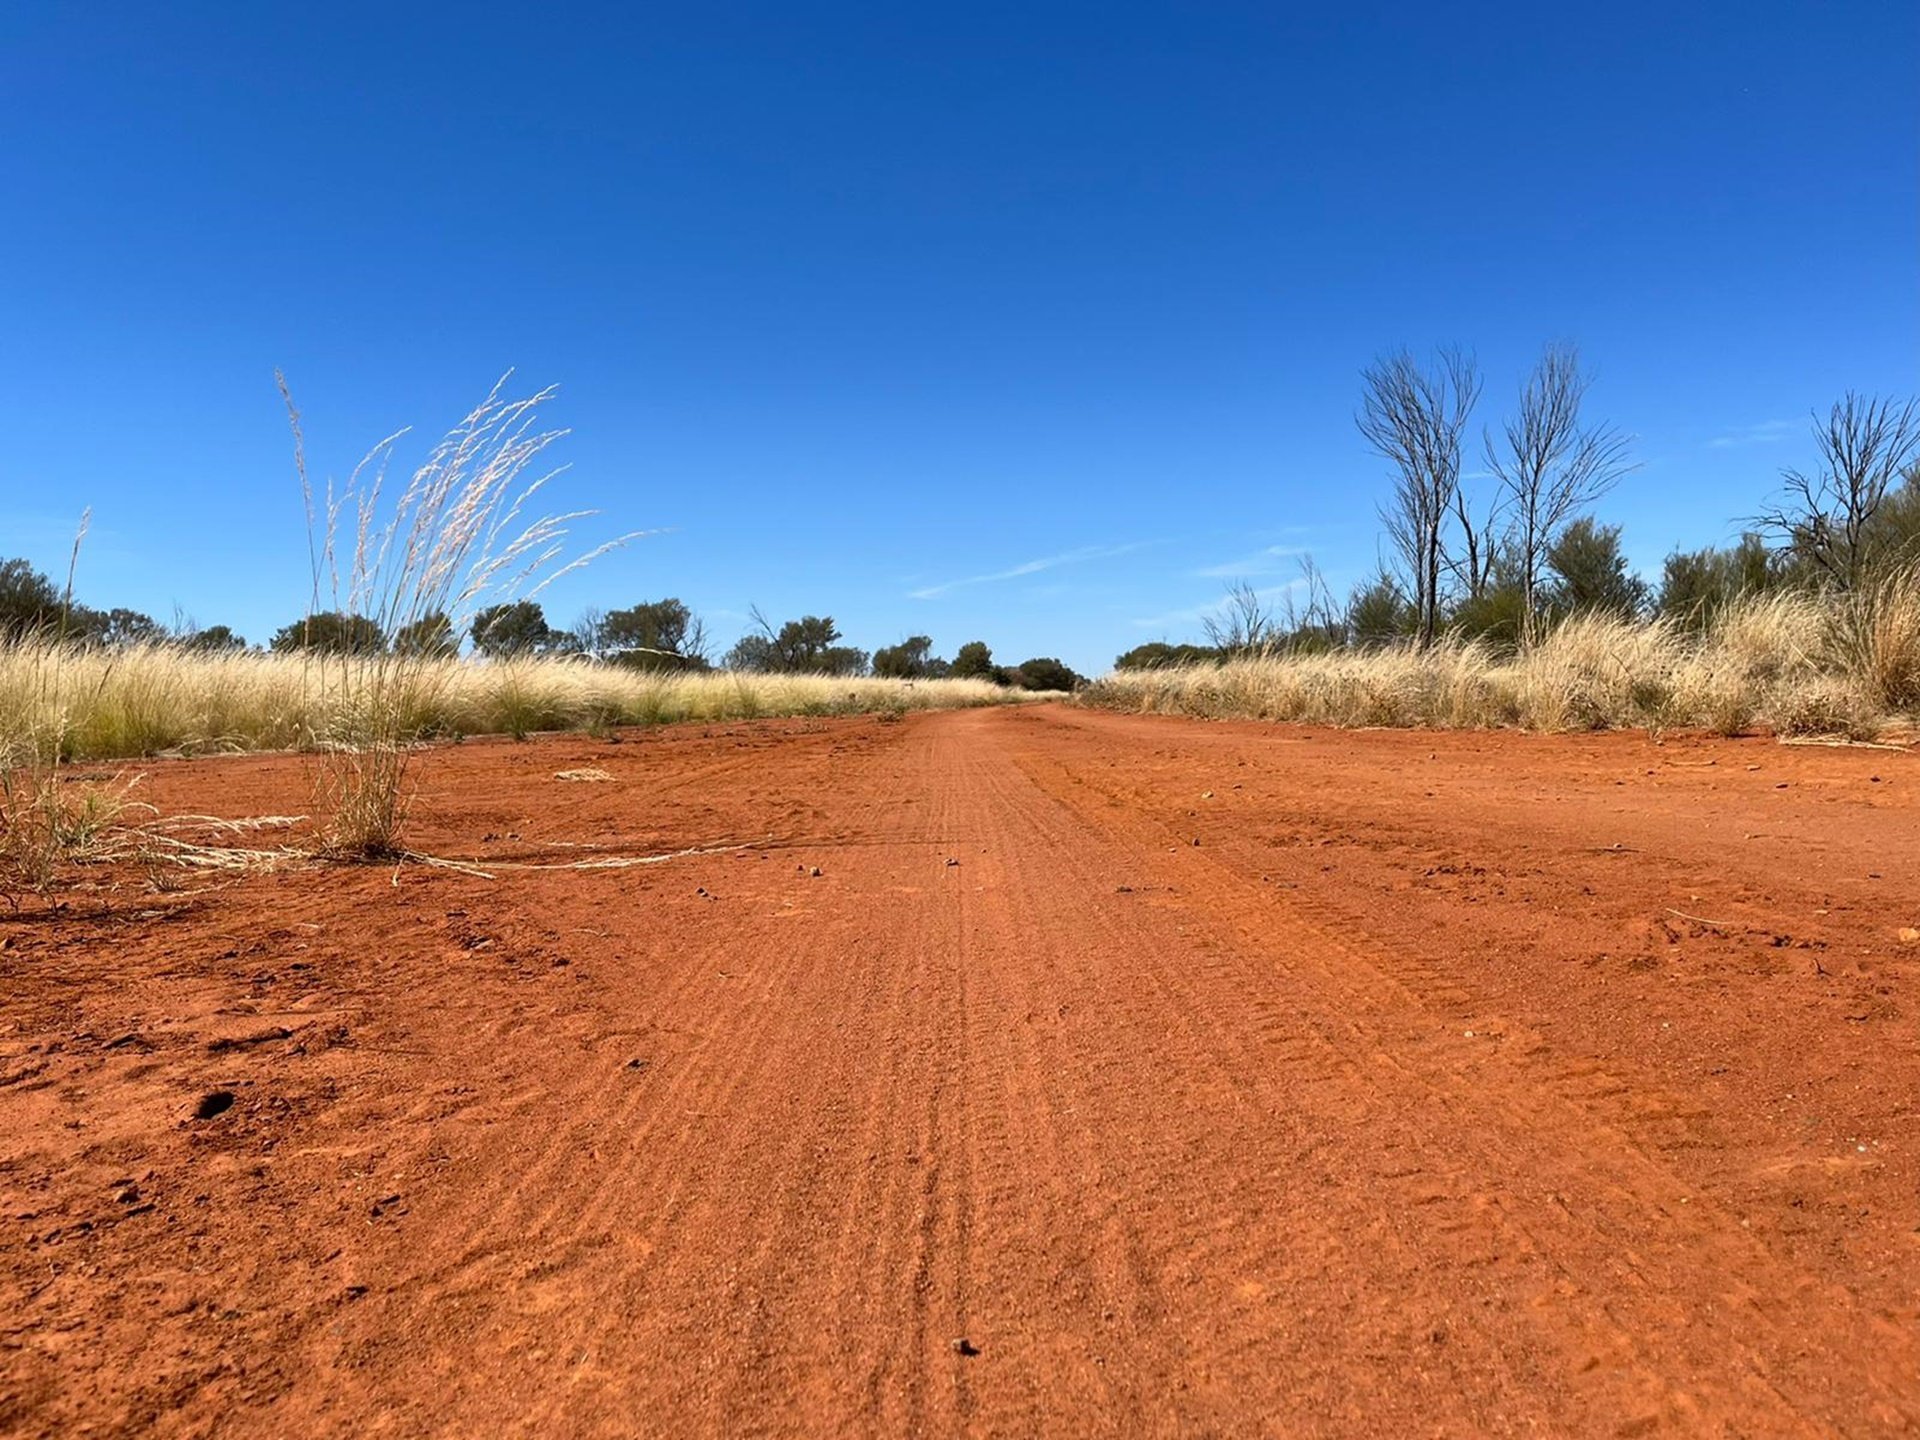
[909,541,1149,600]
[1707,419,1797,449]
[1194,544,1309,579]
[1130,580,1306,632]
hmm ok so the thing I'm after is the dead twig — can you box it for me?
[1665,907,1732,929]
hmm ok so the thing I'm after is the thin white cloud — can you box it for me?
[1130,580,1306,631]
[909,542,1148,600]
[1707,419,1797,449]
[1194,544,1310,579]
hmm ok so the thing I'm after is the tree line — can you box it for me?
[1120,347,1919,669]
[0,569,1084,688]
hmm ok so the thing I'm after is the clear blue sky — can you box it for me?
[2,1,1915,673]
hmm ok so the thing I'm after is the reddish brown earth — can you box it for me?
[4,705,1920,1437]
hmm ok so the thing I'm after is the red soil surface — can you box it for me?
[4,706,1919,1437]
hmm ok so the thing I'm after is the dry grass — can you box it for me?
[0,642,1032,765]
[0,757,141,897]
[283,374,614,856]
[1082,575,1920,740]
[0,636,1028,895]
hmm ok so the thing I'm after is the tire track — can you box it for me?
[21,706,1920,1438]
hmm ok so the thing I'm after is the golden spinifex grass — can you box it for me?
[0,642,1030,764]
[1080,573,1920,738]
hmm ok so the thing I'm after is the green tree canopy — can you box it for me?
[0,557,63,640]
[88,607,164,648]
[182,623,248,652]
[1657,533,1781,630]
[270,611,386,654]
[1115,642,1220,670]
[726,613,867,674]
[471,600,552,657]
[1008,657,1082,691]
[1345,573,1415,648]
[1544,518,1648,618]
[873,635,942,679]
[949,640,996,680]
[393,611,458,657]
[601,598,710,670]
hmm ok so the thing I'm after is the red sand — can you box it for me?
[4,705,1918,1436]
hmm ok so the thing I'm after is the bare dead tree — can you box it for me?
[1485,342,1634,647]
[681,611,712,666]
[1448,483,1504,606]
[1202,580,1279,656]
[1755,393,1920,590]
[1278,554,1344,651]
[569,605,608,658]
[1357,347,1480,646]
[1294,554,1340,633]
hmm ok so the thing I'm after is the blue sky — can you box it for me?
[2,1,1915,673]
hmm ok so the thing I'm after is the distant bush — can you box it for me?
[873,635,949,679]
[471,600,553,657]
[949,641,996,680]
[393,611,458,657]
[270,611,385,655]
[726,613,869,676]
[1657,534,1784,632]
[1008,656,1082,692]
[1115,642,1221,670]
[181,623,247,652]
[597,598,712,670]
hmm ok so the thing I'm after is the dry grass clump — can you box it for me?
[283,374,605,856]
[1833,562,1920,712]
[1082,576,1920,739]
[0,522,127,898]
[0,745,139,897]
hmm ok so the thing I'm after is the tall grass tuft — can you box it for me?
[0,513,144,898]
[1834,562,1920,713]
[281,374,622,856]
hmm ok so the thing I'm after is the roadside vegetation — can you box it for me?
[1090,351,1920,738]
[0,642,1031,765]
[1091,581,1920,735]
[0,378,1071,884]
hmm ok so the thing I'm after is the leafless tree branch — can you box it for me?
[1202,580,1280,656]
[1357,347,1480,646]
[1484,342,1635,646]
[1754,393,1920,589]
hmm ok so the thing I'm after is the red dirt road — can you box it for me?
[5,705,1920,1436]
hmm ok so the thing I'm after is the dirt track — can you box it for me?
[5,705,1920,1437]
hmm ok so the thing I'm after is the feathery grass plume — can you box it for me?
[280,372,629,857]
